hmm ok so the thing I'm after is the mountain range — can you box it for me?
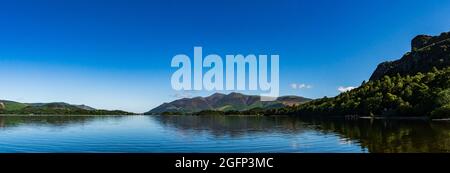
[147,31,450,118]
[0,100,133,115]
[2,31,449,117]
[145,92,311,114]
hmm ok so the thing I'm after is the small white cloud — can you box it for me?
[338,86,356,92]
[290,83,297,89]
[291,83,313,90]
[298,84,313,89]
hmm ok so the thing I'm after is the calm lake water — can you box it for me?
[0,115,448,153]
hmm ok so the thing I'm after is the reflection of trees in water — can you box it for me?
[0,116,123,129]
[152,115,310,138]
[153,115,450,152]
[304,118,450,153]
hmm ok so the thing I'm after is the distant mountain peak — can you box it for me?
[211,93,226,97]
[228,92,242,95]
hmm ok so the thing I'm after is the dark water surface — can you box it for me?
[0,115,448,153]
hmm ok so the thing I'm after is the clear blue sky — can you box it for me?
[1,0,450,113]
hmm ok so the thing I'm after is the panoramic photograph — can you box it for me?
[0,0,449,170]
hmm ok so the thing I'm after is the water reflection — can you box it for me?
[152,115,310,138]
[305,118,450,153]
[0,116,119,128]
[152,115,450,153]
[0,115,448,153]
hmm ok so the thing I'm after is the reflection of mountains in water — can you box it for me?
[152,115,312,137]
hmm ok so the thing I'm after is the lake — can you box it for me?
[0,115,448,153]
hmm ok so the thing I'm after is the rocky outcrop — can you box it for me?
[0,102,5,110]
[411,35,433,51]
[370,32,450,81]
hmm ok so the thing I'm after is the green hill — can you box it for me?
[0,100,28,111]
[274,67,450,118]
[0,100,134,115]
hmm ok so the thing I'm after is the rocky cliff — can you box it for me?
[370,32,450,80]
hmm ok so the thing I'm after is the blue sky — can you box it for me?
[1,0,450,113]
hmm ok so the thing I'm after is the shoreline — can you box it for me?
[360,116,450,121]
[432,118,450,121]
[0,114,137,117]
[1,114,449,121]
[359,116,429,120]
